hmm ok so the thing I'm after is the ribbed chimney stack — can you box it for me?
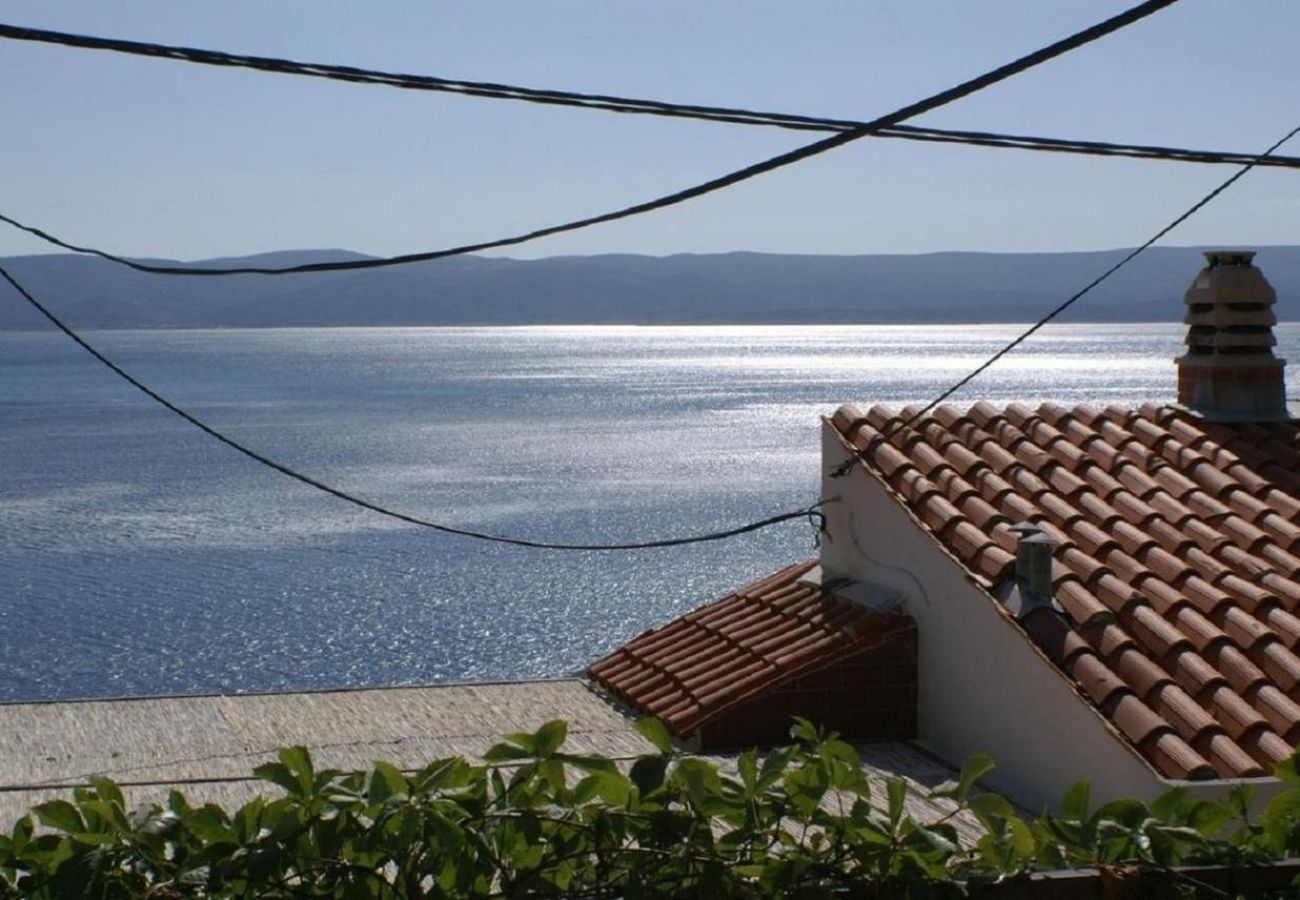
[1175,250,1288,421]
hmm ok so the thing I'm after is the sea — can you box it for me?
[5,323,1298,702]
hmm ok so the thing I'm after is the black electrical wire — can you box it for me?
[0,1,1179,552]
[0,264,826,551]
[3,17,1295,175]
[0,19,865,132]
[0,0,1181,276]
[881,124,1300,170]
[831,121,1300,478]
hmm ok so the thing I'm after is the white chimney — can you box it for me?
[1175,250,1288,421]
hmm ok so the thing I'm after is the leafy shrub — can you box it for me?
[2,717,1300,897]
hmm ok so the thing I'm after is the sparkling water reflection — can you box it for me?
[3,324,1297,700]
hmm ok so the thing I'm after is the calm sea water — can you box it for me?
[4,323,1298,702]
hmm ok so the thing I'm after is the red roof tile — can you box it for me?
[833,402,1300,780]
[587,560,910,739]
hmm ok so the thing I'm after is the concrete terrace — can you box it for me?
[0,679,646,825]
[0,678,984,841]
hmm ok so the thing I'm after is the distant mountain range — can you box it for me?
[3,246,1299,329]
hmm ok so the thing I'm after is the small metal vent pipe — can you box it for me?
[1009,522,1055,600]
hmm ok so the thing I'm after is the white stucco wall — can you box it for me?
[821,421,1173,812]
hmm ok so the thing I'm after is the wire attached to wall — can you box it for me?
[0,0,1181,276]
[831,120,1300,478]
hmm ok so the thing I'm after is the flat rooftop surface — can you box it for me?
[0,679,984,841]
[0,679,647,825]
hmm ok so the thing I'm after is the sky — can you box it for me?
[1,1,1297,261]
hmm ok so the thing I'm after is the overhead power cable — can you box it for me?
[0,0,1181,276]
[0,1,1180,553]
[2,19,1294,174]
[831,120,1300,478]
[882,124,1300,170]
[0,263,825,550]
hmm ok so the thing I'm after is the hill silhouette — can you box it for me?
[3,246,1299,329]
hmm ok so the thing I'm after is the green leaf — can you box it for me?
[1060,780,1091,821]
[1150,786,1191,823]
[367,760,407,804]
[277,745,315,792]
[79,799,129,833]
[482,742,533,763]
[1186,800,1232,837]
[533,719,568,757]
[954,753,995,802]
[1262,788,1300,851]
[33,800,84,834]
[630,755,668,798]
[1228,783,1257,818]
[502,729,538,755]
[87,777,125,809]
[756,748,792,792]
[915,822,959,855]
[570,774,602,805]
[252,761,299,795]
[1275,750,1300,783]
[585,770,631,806]
[784,761,831,816]
[1094,798,1149,831]
[69,832,116,846]
[186,805,234,843]
[886,776,908,828]
[634,717,673,755]
[1007,815,1037,859]
[789,716,820,746]
[676,758,725,814]
[968,792,1015,823]
[737,750,758,794]
[554,752,617,774]
[540,758,567,795]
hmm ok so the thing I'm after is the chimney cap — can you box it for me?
[1204,249,1256,266]
[1177,248,1289,421]
[1009,521,1056,544]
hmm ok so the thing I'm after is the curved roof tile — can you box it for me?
[588,560,911,739]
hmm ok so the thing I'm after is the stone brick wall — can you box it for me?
[696,620,917,750]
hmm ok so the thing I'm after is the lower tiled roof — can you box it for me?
[833,401,1300,781]
[588,560,906,738]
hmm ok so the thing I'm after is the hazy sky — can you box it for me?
[1,1,1297,261]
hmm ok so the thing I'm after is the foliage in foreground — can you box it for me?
[3,718,1300,898]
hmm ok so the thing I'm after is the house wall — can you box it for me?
[820,420,1168,812]
[697,626,917,750]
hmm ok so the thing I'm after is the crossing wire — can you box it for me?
[831,120,1300,478]
[0,0,1180,553]
[3,19,1297,173]
[0,0,1181,276]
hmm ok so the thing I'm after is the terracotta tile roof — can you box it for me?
[588,560,909,738]
[833,401,1300,781]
